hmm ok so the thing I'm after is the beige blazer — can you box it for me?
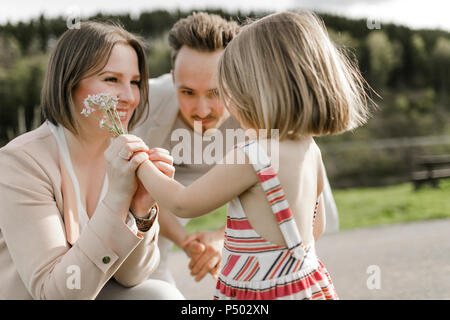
[0,122,160,300]
[133,73,179,149]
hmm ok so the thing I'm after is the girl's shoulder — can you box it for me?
[227,136,322,164]
[267,136,322,160]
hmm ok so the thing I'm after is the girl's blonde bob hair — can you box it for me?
[41,21,149,134]
[218,11,374,140]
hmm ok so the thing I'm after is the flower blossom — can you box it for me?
[82,93,125,136]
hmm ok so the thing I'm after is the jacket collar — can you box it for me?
[59,153,80,245]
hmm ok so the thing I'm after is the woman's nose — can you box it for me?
[117,83,136,106]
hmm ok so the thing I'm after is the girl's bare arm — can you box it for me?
[313,151,327,241]
[313,194,326,241]
[137,147,258,219]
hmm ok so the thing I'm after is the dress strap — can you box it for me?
[239,140,305,260]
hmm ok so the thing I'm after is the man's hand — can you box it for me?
[182,239,205,261]
[180,227,225,282]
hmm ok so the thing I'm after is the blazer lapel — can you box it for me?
[59,154,80,245]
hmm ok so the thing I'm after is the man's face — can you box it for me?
[172,46,229,133]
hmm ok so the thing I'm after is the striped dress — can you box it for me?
[214,140,338,300]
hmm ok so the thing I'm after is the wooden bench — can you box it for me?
[411,154,450,189]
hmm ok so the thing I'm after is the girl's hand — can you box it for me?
[148,148,175,179]
[182,239,206,259]
[181,228,224,281]
[130,148,175,218]
[102,134,149,222]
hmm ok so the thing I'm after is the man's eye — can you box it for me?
[206,91,219,99]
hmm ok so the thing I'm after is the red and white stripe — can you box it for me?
[215,140,338,300]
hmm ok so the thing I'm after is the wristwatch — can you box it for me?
[132,203,159,232]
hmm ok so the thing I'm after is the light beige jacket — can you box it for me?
[133,73,179,149]
[0,122,160,300]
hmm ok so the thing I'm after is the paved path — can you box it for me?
[168,218,450,300]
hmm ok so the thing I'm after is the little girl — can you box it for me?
[135,11,372,300]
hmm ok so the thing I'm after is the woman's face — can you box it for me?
[73,43,141,137]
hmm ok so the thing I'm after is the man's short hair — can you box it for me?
[168,12,240,67]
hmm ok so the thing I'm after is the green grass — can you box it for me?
[336,178,450,230]
[185,179,450,233]
[185,206,228,234]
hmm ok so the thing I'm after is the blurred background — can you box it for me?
[0,0,449,231]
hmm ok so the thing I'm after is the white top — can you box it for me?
[48,122,138,235]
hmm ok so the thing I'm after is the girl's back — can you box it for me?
[239,137,323,249]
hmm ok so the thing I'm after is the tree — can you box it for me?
[432,37,450,94]
[0,54,47,143]
[410,34,429,87]
[365,31,399,88]
[328,29,363,75]
[36,14,49,52]
[0,34,21,71]
[147,34,171,78]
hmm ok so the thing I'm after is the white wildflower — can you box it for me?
[82,93,125,136]
[99,118,107,128]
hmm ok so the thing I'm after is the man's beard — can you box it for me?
[192,116,216,134]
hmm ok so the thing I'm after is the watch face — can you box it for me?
[150,203,159,218]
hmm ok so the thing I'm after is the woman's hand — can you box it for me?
[130,148,174,218]
[102,134,150,222]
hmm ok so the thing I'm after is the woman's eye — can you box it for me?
[182,90,193,96]
[131,80,141,87]
[105,77,117,82]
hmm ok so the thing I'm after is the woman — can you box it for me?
[0,21,184,299]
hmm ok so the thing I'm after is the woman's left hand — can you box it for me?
[130,147,174,218]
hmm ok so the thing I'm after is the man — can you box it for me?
[133,12,339,288]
